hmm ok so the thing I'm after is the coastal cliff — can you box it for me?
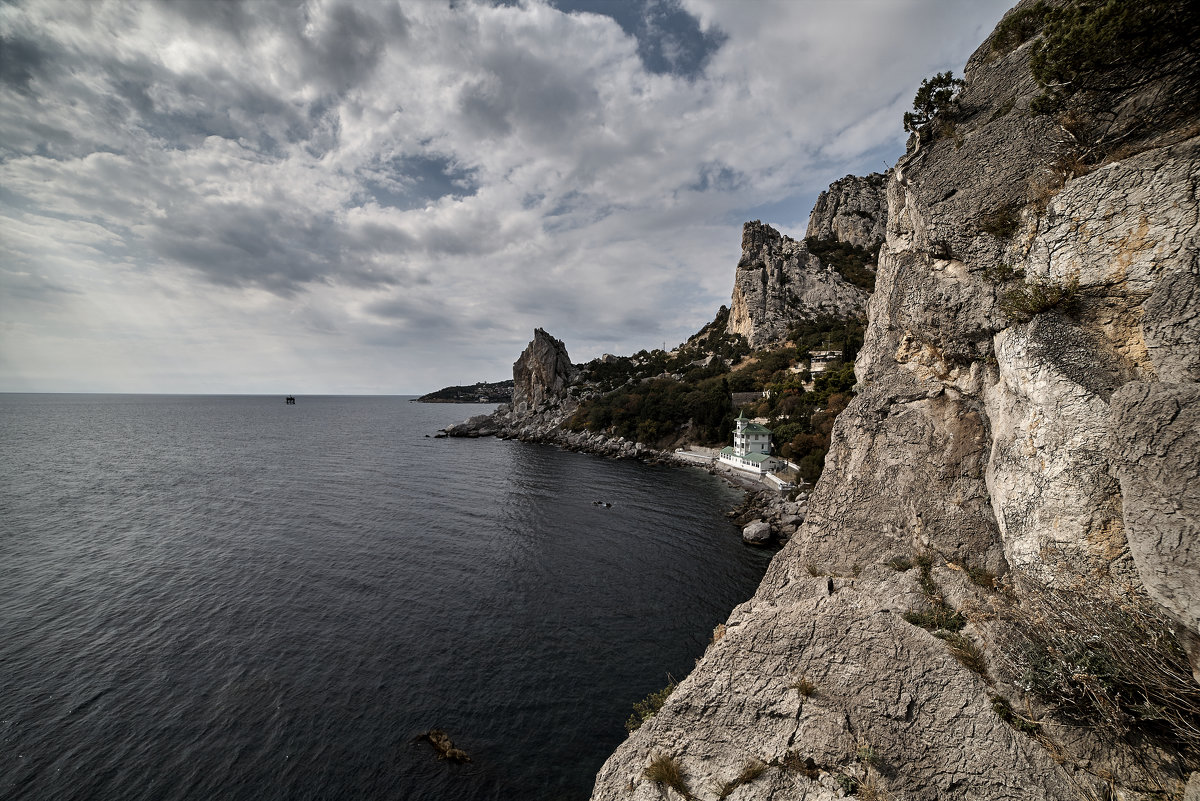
[590,2,1200,799]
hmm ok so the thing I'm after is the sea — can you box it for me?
[0,394,771,801]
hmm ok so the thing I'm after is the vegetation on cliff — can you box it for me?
[566,314,863,482]
[803,237,879,291]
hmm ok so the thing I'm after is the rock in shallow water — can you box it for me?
[741,520,772,546]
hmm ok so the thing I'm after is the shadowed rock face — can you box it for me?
[511,328,578,414]
[591,2,1200,798]
[726,221,867,347]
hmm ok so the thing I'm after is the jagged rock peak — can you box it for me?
[726,220,867,348]
[511,328,578,414]
[805,172,887,249]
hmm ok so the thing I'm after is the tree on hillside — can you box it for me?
[903,71,965,141]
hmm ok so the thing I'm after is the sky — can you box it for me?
[0,0,1015,394]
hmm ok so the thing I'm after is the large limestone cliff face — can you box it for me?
[805,172,888,249]
[727,221,867,347]
[591,5,1199,800]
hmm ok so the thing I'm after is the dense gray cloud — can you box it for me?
[0,0,1014,393]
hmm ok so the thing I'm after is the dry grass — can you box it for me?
[1006,586,1200,766]
[781,750,820,779]
[856,778,891,801]
[789,676,817,697]
[644,752,692,799]
[990,693,1042,735]
[936,631,987,676]
[999,275,1081,322]
[714,759,768,799]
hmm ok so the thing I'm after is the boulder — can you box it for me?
[741,520,772,546]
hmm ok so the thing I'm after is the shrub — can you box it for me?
[981,262,1025,284]
[978,206,1021,239]
[903,606,966,632]
[990,2,1051,55]
[1009,587,1200,765]
[965,562,997,590]
[855,743,880,767]
[999,276,1081,321]
[1027,0,1200,114]
[626,679,677,732]
[805,236,880,291]
[990,694,1042,735]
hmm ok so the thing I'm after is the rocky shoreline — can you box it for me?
[439,396,809,547]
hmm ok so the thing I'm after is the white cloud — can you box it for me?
[0,0,1014,393]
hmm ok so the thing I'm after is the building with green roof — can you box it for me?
[718,410,779,475]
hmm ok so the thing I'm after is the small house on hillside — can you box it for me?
[719,411,779,475]
[809,349,842,374]
[730,391,761,407]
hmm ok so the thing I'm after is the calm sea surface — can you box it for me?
[0,395,770,801]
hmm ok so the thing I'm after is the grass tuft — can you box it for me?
[936,631,988,675]
[644,753,691,799]
[990,693,1042,735]
[789,676,817,697]
[714,759,768,799]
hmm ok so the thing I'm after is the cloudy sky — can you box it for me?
[1,0,1013,394]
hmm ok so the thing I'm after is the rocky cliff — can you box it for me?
[511,328,579,415]
[726,221,868,348]
[591,2,1200,799]
[805,172,888,250]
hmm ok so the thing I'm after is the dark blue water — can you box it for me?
[0,395,769,801]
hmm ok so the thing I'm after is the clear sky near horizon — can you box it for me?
[0,0,1014,394]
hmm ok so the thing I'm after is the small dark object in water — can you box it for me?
[285,396,296,405]
[419,729,470,762]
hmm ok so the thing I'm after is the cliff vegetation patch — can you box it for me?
[1007,587,1200,770]
[805,236,879,291]
[643,752,693,799]
[998,275,1081,322]
[625,678,677,733]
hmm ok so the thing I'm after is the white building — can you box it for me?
[718,411,778,475]
[809,349,842,374]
